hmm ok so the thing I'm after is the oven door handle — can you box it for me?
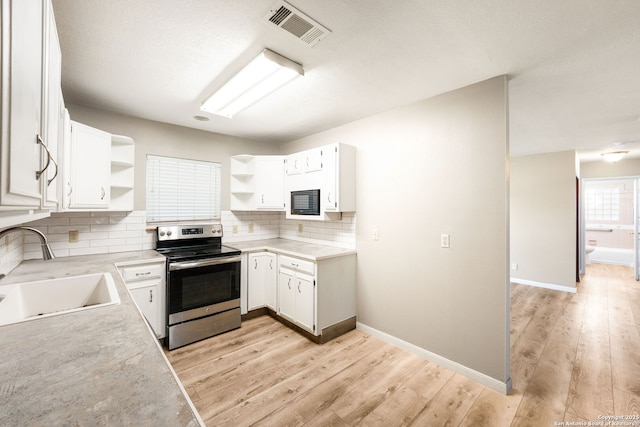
[169,255,242,271]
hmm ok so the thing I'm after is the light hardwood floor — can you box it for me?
[164,263,640,426]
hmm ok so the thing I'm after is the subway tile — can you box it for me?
[108,244,143,253]
[108,230,142,239]
[91,223,128,232]
[49,225,90,234]
[70,217,109,225]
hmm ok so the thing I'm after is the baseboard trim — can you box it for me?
[510,277,577,293]
[356,322,512,395]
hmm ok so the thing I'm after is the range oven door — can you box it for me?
[167,255,241,326]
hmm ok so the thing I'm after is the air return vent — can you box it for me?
[263,1,331,47]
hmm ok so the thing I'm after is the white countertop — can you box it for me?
[226,238,356,260]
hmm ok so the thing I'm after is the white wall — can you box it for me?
[511,150,578,290]
[581,157,640,179]
[281,76,510,388]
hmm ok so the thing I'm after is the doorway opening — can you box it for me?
[580,177,639,280]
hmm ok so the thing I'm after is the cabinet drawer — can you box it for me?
[279,255,314,275]
[120,263,164,282]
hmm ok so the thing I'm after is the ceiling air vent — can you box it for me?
[263,1,331,47]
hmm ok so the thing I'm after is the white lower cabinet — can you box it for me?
[247,251,277,311]
[278,257,315,333]
[277,253,356,337]
[117,259,166,339]
[129,284,160,334]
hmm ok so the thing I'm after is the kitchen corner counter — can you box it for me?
[225,238,356,260]
[0,251,201,427]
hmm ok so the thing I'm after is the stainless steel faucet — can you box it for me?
[0,226,55,260]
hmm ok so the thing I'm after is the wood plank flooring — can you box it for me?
[164,263,640,426]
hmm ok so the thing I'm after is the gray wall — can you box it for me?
[281,77,510,385]
[66,104,280,211]
[510,151,578,289]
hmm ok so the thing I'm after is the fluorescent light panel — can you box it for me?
[201,49,303,118]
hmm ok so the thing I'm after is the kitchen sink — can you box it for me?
[0,273,120,326]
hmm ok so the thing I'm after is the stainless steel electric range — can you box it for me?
[155,224,241,350]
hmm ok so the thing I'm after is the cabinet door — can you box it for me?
[323,145,338,211]
[285,153,302,175]
[69,121,111,209]
[295,273,315,333]
[0,0,44,207]
[256,157,284,210]
[278,269,295,321]
[265,253,277,310]
[302,148,323,173]
[247,253,267,311]
[129,284,161,338]
[41,1,61,207]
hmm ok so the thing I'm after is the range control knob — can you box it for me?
[166,230,173,236]
[159,231,165,237]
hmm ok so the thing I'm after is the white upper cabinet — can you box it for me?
[322,143,356,213]
[0,0,63,227]
[230,155,285,211]
[68,121,111,209]
[285,147,323,176]
[41,0,62,207]
[1,0,45,208]
[255,156,285,210]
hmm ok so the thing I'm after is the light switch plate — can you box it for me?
[440,234,450,248]
[248,223,254,233]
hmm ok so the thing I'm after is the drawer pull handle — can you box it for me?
[135,272,151,277]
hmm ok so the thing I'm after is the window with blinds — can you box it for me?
[146,155,221,222]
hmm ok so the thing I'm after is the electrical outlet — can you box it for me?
[373,229,379,241]
[512,263,518,270]
[232,225,238,234]
[69,230,79,243]
[298,224,303,233]
[440,234,450,248]
[248,223,254,233]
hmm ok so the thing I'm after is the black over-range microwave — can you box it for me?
[290,189,320,216]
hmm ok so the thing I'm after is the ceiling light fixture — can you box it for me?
[200,49,303,118]
[601,151,629,162]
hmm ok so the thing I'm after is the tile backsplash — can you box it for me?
[24,210,153,260]
[1,209,356,275]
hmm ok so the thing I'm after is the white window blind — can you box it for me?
[146,155,221,222]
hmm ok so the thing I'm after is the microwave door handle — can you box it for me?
[169,255,242,271]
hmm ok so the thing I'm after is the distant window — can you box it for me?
[146,155,221,223]
[585,187,620,221]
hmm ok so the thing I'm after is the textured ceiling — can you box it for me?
[52,0,640,161]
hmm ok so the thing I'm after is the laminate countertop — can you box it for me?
[0,251,202,426]
[226,238,356,260]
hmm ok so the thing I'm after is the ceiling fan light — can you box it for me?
[200,49,303,118]
[600,151,629,162]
